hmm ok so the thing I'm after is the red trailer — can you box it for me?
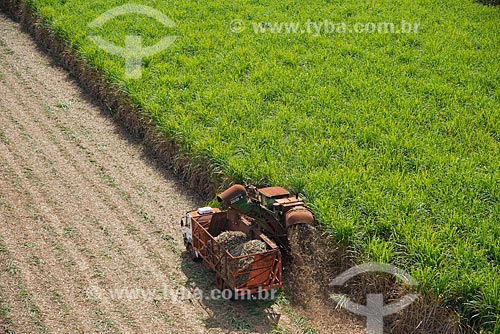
[183,207,282,298]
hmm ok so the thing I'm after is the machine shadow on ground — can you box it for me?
[180,251,282,333]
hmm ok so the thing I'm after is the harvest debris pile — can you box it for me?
[214,231,267,257]
[214,231,268,286]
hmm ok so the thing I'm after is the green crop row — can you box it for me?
[13,0,500,331]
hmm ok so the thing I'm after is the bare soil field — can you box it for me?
[0,13,364,334]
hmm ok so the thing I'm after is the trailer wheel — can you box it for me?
[186,243,200,262]
[219,280,238,301]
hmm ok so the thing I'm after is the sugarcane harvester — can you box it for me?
[182,184,314,297]
[217,185,314,249]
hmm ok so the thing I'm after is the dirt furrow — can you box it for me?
[0,54,205,334]
[0,50,213,332]
[0,17,192,274]
[0,158,97,334]
[3,105,170,334]
[0,205,48,334]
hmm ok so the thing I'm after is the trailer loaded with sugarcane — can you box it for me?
[182,185,314,298]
